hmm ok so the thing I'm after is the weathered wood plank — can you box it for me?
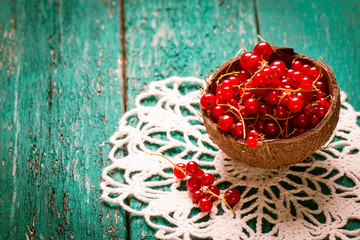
[0,0,127,239]
[124,0,258,238]
[256,0,360,110]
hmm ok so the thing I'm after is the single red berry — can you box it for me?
[174,163,186,179]
[316,107,328,117]
[316,91,325,99]
[288,97,304,113]
[200,93,216,110]
[186,161,199,177]
[192,190,205,203]
[292,60,303,71]
[246,54,263,72]
[302,64,310,75]
[221,86,235,99]
[274,105,288,118]
[309,114,320,128]
[198,198,213,212]
[238,70,250,82]
[260,67,275,83]
[317,98,328,108]
[289,71,304,88]
[307,67,320,80]
[227,76,240,86]
[300,77,313,90]
[280,91,291,106]
[264,121,280,138]
[270,65,281,80]
[206,186,220,201]
[295,91,312,105]
[255,119,265,132]
[186,177,202,193]
[292,113,309,129]
[196,169,204,178]
[202,173,215,186]
[259,104,274,118]
[240,52,253,71]
[218,114,234,132]
[254,42,272,60]
[244,98,259,114]
[224,189,241,206]
[212,105,225,119]
[215,90,224,101]
[231,122,248,139]
[271,60,287,77]
[238,106,249,118]
[315,81,327,92]
[228,98,239,109]
[303,104,315,116]
[266,90,280,105]
[246,136,258,148]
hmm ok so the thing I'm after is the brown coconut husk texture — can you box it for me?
[201,47,341,169]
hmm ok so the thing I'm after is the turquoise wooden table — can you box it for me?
[1,0,359,239]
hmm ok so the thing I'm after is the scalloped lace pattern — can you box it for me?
[101,77,360,240]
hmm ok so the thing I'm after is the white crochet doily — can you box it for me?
[101,77,360,240]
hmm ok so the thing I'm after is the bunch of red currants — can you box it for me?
[152,154,241,212]
[200,42,330,148]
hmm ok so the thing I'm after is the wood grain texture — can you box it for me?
[124,0,258,238]
[256,0,360,110]
[0,0,126,239]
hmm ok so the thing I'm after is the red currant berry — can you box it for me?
[292,60,303,71]
[186,177,202,193]
[289,71,304,88]
[316,91,325,99]
[270,65,281,79]
[231,122,248,139]
[255,119,265,132]
[202,173,215,186]
[215,90,224,101]
[227,76,240,86]
[317,98,328,108]
[294,128,308,136]
[288,97,304,113]
[303,104,315,116]
[254,42,272,60]
[238,70,250,82]
[302,64,310,75]
[259,104,274,118]
[218,114,234,132]
[206,186,220,201]
[200,93,216,110]
[266,90,280,105]
[292,113,309,129]
[196,169,204,178]
[224,188,241,206]
[307,67,320,80]
[300,77,313,90]
[280,91,291,106]
[315,81,328,93]
[244,98,259,114]
[246,136,258,148]
[246,54,263,72]
[240,52,253,71]
[174,163,186,179]
[221,86,235,99]
[264,121,280,138]
[260,67,275,83]
[271,60,287,77]
[212,105,225,119]
[316,107,328,117]
[198,198,213,212]
[186,161,199,177]
[192,190,205,203]
[309,114,320,128]
[274,105,288,118]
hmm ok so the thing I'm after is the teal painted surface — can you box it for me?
[1,0,360,239]
[0,0,126,239]
[257,0,360,110]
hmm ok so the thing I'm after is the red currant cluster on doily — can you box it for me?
[152,154,241,213]
[201,41,331,148]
